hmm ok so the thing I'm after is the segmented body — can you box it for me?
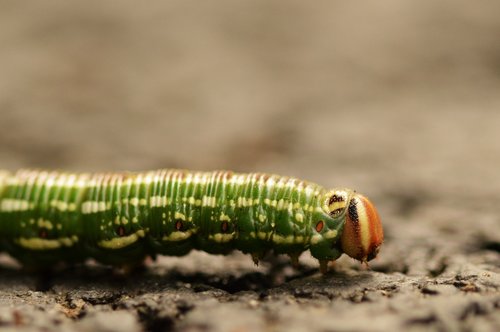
[0,169,352,267]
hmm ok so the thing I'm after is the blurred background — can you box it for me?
[0,1,499,245]
[1,2,499,330]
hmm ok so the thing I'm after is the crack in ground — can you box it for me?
[482,241,500,253]
[134,299,194,332]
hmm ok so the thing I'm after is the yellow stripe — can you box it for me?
[17,236,78,250]
[208,233,235,243]
[162,229,195,242]
[355,197,371,254]
[98,230,145,249]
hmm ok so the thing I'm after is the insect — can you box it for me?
[0,169,383,273]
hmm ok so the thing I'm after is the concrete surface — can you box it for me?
[0,1,499,331]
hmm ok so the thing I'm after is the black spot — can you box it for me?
[328,194,345,205]
[348,199,359,222]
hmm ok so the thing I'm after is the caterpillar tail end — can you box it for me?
[341,193,384,263]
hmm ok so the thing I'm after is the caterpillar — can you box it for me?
[0,169,383,273]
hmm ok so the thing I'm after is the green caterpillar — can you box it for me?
[0,169,383,272]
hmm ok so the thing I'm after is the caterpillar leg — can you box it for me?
[250,251,267,266]
[319,260,328,274]
[288,253,301,269]
[318,259,337,274]
[250,252,259,265]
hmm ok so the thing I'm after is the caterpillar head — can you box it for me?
[325,190,383,262]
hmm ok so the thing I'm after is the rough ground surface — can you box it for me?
[0,1,499,331]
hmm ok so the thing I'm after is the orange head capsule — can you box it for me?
[340,193,383,262]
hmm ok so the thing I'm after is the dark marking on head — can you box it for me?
[175,220,183,231]
[328,194,345,205]
[117,226,126,237]
[348,199,359,222]
[330,208,344,217]
[221,221,229,233]
[315,220,324,233]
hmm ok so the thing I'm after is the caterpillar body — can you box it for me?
[0,169,383,272]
